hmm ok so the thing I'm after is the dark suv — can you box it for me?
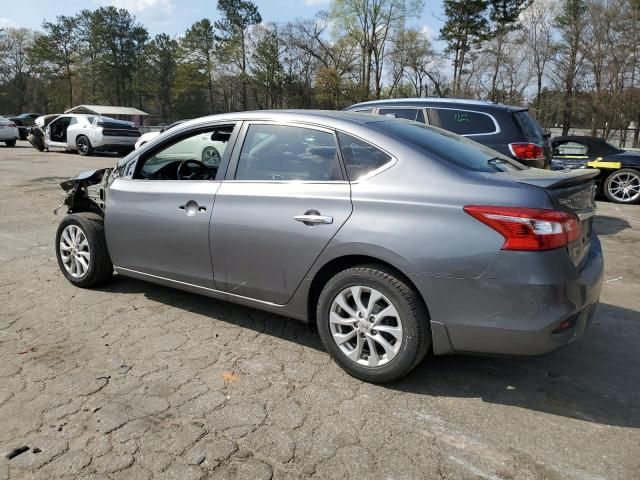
[344,99,550,169]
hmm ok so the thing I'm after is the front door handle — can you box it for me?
[179,200,206,216]
[294,210,333,226]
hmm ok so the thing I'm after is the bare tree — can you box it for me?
[521,0,556,120]
[551,0,589,135]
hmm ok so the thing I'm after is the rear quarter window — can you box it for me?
[513,111,544,140]
[431,109,497,135]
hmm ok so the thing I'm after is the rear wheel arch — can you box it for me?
[307,254,431,325]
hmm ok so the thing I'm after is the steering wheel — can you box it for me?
[177,159,209,180]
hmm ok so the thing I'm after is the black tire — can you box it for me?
[603,168,640,204]
[55,213,113,288]
[5,139,16,147]
[316,264,431,383]
[76,135,93,156]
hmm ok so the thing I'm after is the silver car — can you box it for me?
[54,111,603,383]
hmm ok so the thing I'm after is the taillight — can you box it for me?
[509,142,545,161]
[8,123,16,128]
[464,205,580,251]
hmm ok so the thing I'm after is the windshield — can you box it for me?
[374,120,526,172]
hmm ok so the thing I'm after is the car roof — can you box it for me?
[182,110,389,129]
[346,97,525,112]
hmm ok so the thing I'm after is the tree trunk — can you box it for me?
[66,64,73,109]
[207,54,215,113]
[535,73,542,120]
[490,33,504,101]
[241,31,247,110]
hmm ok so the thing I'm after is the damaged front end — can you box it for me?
[55,168,113,216]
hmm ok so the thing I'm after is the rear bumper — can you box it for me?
[411,235,604,356]
[0,129,19,141]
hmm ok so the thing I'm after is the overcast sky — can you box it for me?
[0,0,445,44]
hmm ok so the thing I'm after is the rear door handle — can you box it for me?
[294,210,333,225]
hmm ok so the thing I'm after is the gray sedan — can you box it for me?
[54,111,603,383]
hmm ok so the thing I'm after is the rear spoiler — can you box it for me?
[516,169,600,189]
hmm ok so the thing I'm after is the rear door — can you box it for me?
[210,122,352,304]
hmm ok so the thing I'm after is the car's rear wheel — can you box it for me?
[604,168,640,204]
[55,213,113,288]
[316,265,430,383]
[76,135,93,156]
[201,146,221,165]
[5,139,16,147]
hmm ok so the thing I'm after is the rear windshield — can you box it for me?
[514,111,544,140]
[373,120,526,172]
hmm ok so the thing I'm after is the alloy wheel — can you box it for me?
[608,171,640,203]
[59,225,90,278]
[77,137,89,154]
[201,146,220,165]
[329,286,403,367]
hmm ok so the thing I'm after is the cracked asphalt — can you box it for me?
[0,142,638,480]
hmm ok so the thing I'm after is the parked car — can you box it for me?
[0,116,19,147]
[30,113,140,156]
[53,111,603,383]
[550,135,640,204]
[8,112,43,139]
[344,98,551,169]
[135,120,186,150]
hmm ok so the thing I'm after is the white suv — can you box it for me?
[41,114,140,156]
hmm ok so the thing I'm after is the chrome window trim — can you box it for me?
[115,266,286,307]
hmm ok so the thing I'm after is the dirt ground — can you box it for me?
[0,142,638,480]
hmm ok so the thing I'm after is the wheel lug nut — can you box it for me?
[369,316,374,322]
[371,329,377,335]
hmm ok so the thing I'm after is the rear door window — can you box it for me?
[235,124,343,181]
[431,109,497,135]
[337,132,392,181]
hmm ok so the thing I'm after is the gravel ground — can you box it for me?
[0,142,638,480]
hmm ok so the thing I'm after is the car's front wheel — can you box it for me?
[604,168,640,204]
[76,135,93,156]
[55,213,113,288]
[5,139,16,147]
[317,265,431,383]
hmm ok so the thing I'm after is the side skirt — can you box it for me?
[114,266,308,322]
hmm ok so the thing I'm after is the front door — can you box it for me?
[45,116,73,148]
[211,122,352,304]
[105,124,238,287]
